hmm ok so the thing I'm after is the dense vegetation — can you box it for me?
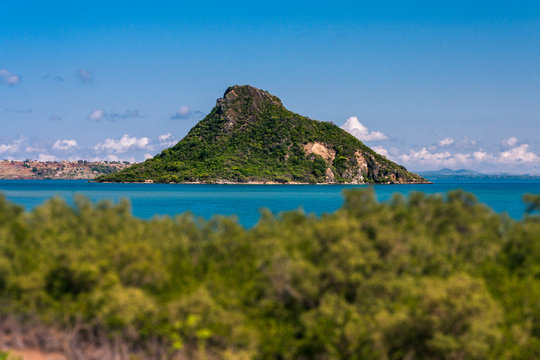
[97,85,426,184]
[0,189,538,359]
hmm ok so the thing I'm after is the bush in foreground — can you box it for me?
[0,189,538,359]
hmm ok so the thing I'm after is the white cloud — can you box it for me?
[399,147,479,168]
[159,133,173,142]
[144,153,153,160]
[461,137,476,146]
[473,151,488,161]
[454,153,471,163]
[89,110,104,121]
[25,146,41,152]
[372,146,389,158]
[0,69,20,86]
[503,136,518,147]
[89,155,136,163]
[177,105,190,116]
[88,109,141,122]
[499,144,538,163]
[0,139,23,154]
[158,133,177,147]
[52,139,79,151]
[94,134,151,153]
[38,154,56,162]
[400,147,458,165]
[341,116,388,141]
[438,137,454,147]
[76,69,93,83]
[171,105,192,120]
[104,154,119,162]
[399,142,539,170]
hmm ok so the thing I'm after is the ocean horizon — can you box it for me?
[1,178,538,227]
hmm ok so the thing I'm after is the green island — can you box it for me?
[0,190,538,358]
[96,85,428,184]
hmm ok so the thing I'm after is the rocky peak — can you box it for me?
[216,85,283,121]
[97,85,428,184]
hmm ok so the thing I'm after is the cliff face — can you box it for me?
[97,85,428,184]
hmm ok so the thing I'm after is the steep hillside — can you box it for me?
[97,85,428,184]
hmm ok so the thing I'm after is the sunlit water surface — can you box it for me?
[0,179,538,227]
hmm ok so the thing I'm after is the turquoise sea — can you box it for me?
[0,179,539,227]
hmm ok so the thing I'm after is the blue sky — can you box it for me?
[1,1,540,173]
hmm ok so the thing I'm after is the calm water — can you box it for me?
[0,179,538,227]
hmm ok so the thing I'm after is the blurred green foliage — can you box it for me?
[0,190,538,358]
[0,352,21,360]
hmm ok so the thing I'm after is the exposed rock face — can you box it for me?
[97,85,429,184]
[217,86,283,132]
[304,142,336,162]
[355,151,368,174]
[325,167,335,182]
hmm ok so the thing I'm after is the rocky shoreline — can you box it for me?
[96,179,433,185]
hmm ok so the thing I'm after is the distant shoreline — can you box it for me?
[0,178,433,185]
[92,179,433,185]
[0,160,131,180]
